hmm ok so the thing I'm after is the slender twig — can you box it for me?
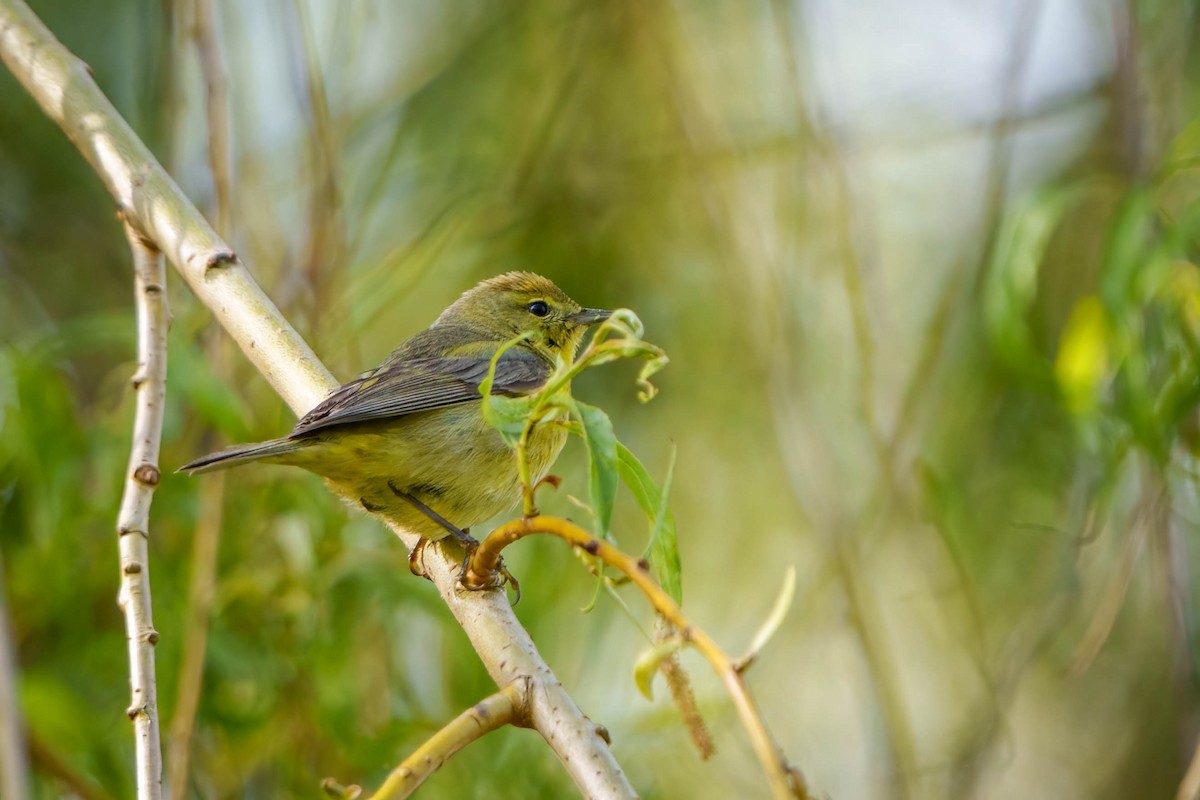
[26,733,116,800]
[0,5,634,796]
[0,549,29,800]
[116,219,168,800]
[1178,734,1200,800]
[367,683,525,800]
[168,6,233,794]
[191,0,233,237]
[280,0,344,330]
[1069,482,1158,677]
[464,516,811,800]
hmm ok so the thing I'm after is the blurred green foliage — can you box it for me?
[5,0,1200,798]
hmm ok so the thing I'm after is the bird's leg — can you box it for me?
[387,482,518,598]
[387,481,478,548]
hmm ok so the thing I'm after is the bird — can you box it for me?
[179,271,610,543]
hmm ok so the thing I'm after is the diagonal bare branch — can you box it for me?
[0,3,634,796]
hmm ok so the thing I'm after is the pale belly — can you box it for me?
[277,405,567,539]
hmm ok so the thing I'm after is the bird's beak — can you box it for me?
[568,308,612,325]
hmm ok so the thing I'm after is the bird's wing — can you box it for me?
[289,348,551,438]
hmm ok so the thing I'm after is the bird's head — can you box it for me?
[437,271,610,361]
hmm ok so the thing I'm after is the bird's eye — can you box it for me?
[527,301,551,318]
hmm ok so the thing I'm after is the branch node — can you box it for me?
[320,777,362,799]
[508,676,533,729]
[594,723,612,744]
[133,463,161,486]
[123,561,142,575]
[145,629,160,646]
[204,250,237,273]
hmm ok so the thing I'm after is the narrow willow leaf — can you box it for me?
[616,442,682,604]
[743,566,796,665]
[575,399,618,539]
[1099,190,1156,317]
[646,444,677,592]
[581,561,604,613]
[636,351,669,402]
[479,332,537,445]
[984,184,1087,372]
[601,307,646,340]
[633,635,685,701]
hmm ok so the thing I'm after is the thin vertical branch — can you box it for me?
[279,0,344,331]
[191,0,233,237]
[0,550,29,800]
[1178,734,1200,800]
[1069,475,1159,677]
[168,5,233,794]
[764,6,918,795]
[116,218,169,800]
[27,733,115,800]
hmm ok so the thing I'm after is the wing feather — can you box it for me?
[289,347,550,438]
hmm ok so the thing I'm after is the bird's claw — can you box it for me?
[408,538,431,579]
[458,549,521,606]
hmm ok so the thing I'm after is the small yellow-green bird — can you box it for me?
[180,272,610,542]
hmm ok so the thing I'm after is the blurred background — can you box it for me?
[2,0,1199,797]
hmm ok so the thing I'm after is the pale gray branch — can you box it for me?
[0,550,29,800]
[0,3,634,797]
[116,220,167,800]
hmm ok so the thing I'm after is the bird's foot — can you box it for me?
[386,482,519,603]
[458,549,521,605]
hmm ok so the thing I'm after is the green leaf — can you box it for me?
[636,351,669,402]
[632,635,684,700]
[482,393,536,446]
[985,184,1087,373]
[575,399,618,540]
[573,308,669,401]
[479,332,538,446]
[743,566,796,664]
[1099,190,1156,317]
[616,442,682,604]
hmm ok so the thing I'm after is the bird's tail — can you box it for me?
[177,437,303,475]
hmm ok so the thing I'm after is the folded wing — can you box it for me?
[289,347,551,438]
